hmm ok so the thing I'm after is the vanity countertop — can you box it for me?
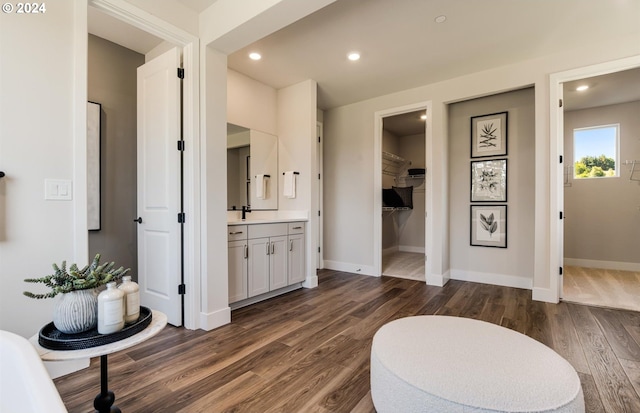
[228,218,308,226]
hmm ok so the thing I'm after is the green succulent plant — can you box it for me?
[23,254,130,299]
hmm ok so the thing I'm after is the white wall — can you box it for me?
[277,80,319,286]
[323,34,640,296]
[449,88,535,289]
[227,69,277,134]
[0,1,86,338]
[563,101,640,267]
[397,134,426,252]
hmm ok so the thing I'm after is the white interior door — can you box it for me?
[136,47,182,326]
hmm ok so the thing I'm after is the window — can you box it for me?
[573,124,619,179]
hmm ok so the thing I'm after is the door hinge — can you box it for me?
[318,173,321,180]
[177,140,185,151]
[559,98,563,108]
[318,136,321,143]
[559,267,563,275]
[317,247,321,253]
[178,212,186,223]
[318,210,321,217]
[559,155,563,164]
[177,68,184,79]
[559,211,563,219]
[178,284,186,295]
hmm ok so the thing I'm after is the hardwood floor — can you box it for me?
[381,251,425,281]
[563,266,640,312]
[54,270,640,413]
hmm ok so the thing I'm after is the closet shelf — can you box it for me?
[382,151,410,177]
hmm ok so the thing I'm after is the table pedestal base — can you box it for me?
[93,355,121,413]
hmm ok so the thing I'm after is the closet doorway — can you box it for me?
[560,67,640,312]
[381,110,427,280]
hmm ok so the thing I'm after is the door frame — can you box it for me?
[86,0,200,329]
[548,55,640,303]
[374,101,432,280]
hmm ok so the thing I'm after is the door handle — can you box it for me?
[266,243,270,255]
[244,244,248,259]
[0,171,5,178]
[289,240,293,252]
[133,217,143,224]
[271,242,275,255]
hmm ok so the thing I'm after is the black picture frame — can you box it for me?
[471,111,508,158]
[471,159,507,202]
[470,205,507,248]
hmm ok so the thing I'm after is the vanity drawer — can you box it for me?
[288,222,305,234]
[228,225,247,241]
[248,223,288,239]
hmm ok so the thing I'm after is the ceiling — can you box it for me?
[89,0,640,113]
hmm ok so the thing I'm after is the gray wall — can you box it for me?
[448,88,535,284]
[563,101,640,265]
[88,34,143,277]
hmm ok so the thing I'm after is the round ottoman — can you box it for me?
[370,316,584,413]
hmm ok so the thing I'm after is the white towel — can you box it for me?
[255,174,266,199]
[283,171,296,199]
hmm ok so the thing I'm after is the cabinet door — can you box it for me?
[269,235,288,290]
[288,233,306,284]
[248,238,270,297]
[228,240,248,303]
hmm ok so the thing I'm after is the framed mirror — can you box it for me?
[227,123,278,210]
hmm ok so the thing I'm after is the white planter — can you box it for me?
[52,289,98,334]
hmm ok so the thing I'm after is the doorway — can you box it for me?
[86,0,199,328]
[375,103,430,280]
[549,56,640,308]
[560,68,640,312]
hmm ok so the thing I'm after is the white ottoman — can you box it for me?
[370,316,584,413]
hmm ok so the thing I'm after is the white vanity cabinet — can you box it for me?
[287,223,306,284]
[228,225,248,303]
[228,221,306,305]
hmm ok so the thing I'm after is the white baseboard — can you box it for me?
[399,245,425,254]
[302,275,318,288]
[382,246,398,255]
[449,269,533,290]
[564,258,640,272]
[532,287,558,303]
[199,307,231,331]
[323,260,378,277]
[426,270,449,287]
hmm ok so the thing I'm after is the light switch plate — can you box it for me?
[45,179,72,200]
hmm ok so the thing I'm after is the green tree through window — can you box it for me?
[573,125,618,179]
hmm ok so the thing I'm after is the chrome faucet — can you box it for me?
[242,205,251,220]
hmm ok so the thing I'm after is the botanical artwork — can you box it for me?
[477,119,502,153]
[471,205,507,248]
[471,159,507,202]
[471,112,508,158]
[476,210,499,241]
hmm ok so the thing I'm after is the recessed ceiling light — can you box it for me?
[435,15,447,23]
[347,52,361,61]
[576,85,589,91]
[249,52,262,61]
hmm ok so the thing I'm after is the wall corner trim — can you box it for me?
[532,287,559,304]
[199,307,231,331]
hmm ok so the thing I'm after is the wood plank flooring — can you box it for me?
[381,251,425,281]
[564,266,640,312]
[54,270,640,413]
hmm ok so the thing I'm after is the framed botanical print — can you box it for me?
[471,111,508,158]
[471,159,507,202]
[470,205,507,248]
